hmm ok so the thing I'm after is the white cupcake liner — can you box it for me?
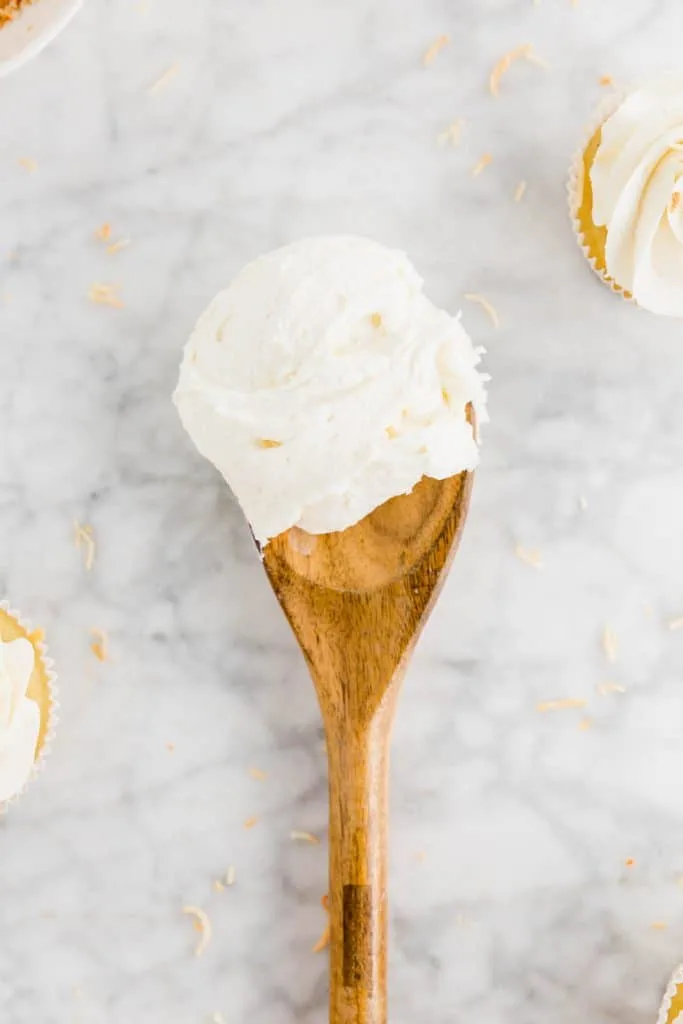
[0,0,83,78]
[0,600,58,812]
[567,87,635,303]
[656,962,683,1024]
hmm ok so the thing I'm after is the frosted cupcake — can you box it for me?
[570,74,683,316]
[0,602,56,808]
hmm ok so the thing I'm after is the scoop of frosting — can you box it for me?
[590,74,683,316]
[0,636,40,804]
[174,236,487,545]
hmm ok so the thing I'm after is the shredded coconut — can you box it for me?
[597,682,625,695]
[149,63,180,94]
[602,626,618,663]
[514,180,527,203]
[514,543,543,568]
[90,628,108,662]
[489,44,547,96]
[471,153,492,176]
[464,292,500,327]
[291,830,321,845]
[88,283,123,309]
[423,34,450,67]
[312,894,330,953]
[537,698,586,712]
[18,157,38,173]
[74,522,96,571]
[106,237,131,255]
[182,906,212,956]
[437,119,464,147]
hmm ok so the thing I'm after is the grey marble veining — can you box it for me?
[2,0,683,1021]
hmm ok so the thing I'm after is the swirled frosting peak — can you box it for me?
[174,236,487,545]
[591,74,683,316]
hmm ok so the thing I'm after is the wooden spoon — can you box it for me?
[262,467,474,1024]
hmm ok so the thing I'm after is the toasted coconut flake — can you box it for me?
[312,893,330,953]
[514,180,527,203]
[422,34,450,67]
[74,521,96,571]
[94,223,112,242]
[625,858,636,868]
[149,63,180,95]
[602,626,618,664]
[597,681,625,695]
[182,905,212,957]
[166,741,175,752]
[471,153,492,177]
[18,157,38,173]
[668,616,683,631]
[256,438,283,449]
[464,292,500,328]
[88,283,123,309]
[90,628,108,662]
[437,119,464,147]
[599,75,615,87]
[370,312,382,328]
[385,425,399,439]
[248,766,267,780]
[212,879,225,893]
[514,543,543,568]
[651,921,668,931]
[578,717,592,731]
[106,237,131,255]
[489,44,547,96]
[291,830,321,845]
[537,698,586,712]
[243,816,259,830]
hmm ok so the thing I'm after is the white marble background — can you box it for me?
[2,0,683,1021]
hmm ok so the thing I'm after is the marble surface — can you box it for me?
[2,1,683,1021]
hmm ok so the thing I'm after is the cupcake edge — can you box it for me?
[567,88,635,303]
[656,962,683,1024]
[0,600,58,812]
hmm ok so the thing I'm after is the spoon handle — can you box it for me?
[326,708,393,1024]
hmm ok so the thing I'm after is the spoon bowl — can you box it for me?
[263,459,474,1024]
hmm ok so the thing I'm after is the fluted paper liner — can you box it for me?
[0,601,58,812]
[567,88,635,304]
[657,963,683,1024]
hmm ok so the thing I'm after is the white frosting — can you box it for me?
[0,636,40,804]
[174,236,487,545]
[590,74,683,316]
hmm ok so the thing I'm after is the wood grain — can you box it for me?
[264,468,474,1024]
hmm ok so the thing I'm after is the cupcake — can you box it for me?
[0,602,56,808]
[569,74,683,316]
